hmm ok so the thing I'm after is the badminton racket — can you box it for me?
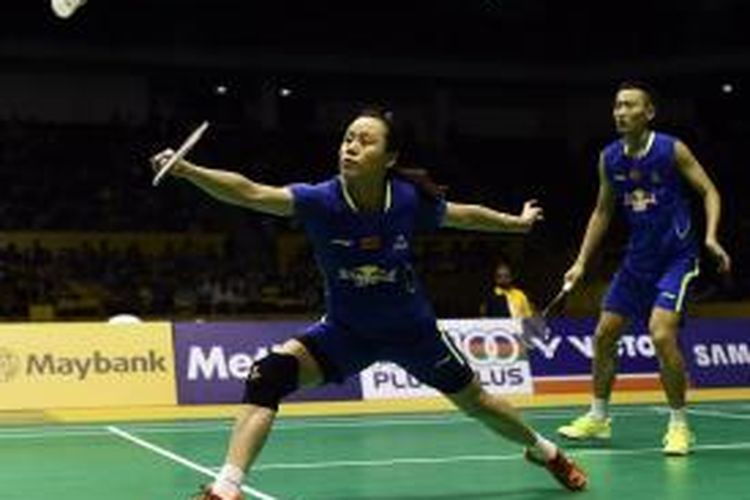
[519,281,573,348]
[152,121,210,186]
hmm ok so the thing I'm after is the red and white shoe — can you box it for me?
[524,448,588,491]
[191,484,245,500]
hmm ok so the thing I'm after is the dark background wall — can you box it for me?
[0,0,748,319]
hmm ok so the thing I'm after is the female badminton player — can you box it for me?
[150,108,588,499]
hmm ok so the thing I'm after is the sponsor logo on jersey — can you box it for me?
[359,236,382,250]
[660,291,677,300]
[624,188,657,212]
[393,234,409,251]
[330,238,354,247]
[338,265,397,287]
[629,168,643,181]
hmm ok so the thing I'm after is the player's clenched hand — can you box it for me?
[149,148,192,178]
[564,262,585,290]
[705,238,731,274]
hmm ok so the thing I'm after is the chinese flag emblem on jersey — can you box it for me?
[359,236,382,250]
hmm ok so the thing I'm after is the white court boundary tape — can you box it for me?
[107,425,276,500]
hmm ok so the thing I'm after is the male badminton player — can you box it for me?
[557,82,731,455]
[151,108,588,499]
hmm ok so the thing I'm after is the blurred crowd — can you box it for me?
[0,239,323,319]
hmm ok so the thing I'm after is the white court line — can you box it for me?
[687,403,750,412]
[0,415,466,434]
[0,409,656,440]
[107,426,276,500]
[0,407,717,440]
[0,430,111,440]
[687,409,750,420]
[0,407,594,434]
[250,441,750,472]
[651,405,750,421]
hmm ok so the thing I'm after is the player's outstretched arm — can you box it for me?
[565,154,615,287]
[150,149,293,217]
[674,140,731,272]
[442,199,543,233]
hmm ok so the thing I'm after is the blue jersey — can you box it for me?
[290,175,446,337]
[602,132,698,273]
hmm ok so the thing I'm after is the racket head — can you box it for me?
[522,282,572,348]
[519,315,551,348]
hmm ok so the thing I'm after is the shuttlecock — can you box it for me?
[107,314,143,325]
[51,0,87,19]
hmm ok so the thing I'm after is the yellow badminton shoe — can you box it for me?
[557,414,612,440]
[662,422,694,456]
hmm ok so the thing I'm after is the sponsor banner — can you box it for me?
[527,318,750,390]
[361,319,533,400]
[682,319,750,388]
[0,323,176,410]
[527,318,660,377]
[173,322,362,404]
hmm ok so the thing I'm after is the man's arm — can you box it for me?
[565,154,616,286]
[674,140,731,272]
[442,200,543,233]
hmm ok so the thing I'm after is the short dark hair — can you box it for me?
[617,80,657,108]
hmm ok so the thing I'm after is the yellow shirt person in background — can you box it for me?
[480,260,533,319]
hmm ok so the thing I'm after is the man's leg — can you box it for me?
[649,307,687,409]
[557,311,628,439]
[649,307,693,455]
[650,255,699,455]
[592,311,629,407]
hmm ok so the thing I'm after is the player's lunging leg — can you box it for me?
[195,340,324,500]
[448,380,587,491]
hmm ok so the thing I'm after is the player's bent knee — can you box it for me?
[242,352,300,411]
[651,329,677,351]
